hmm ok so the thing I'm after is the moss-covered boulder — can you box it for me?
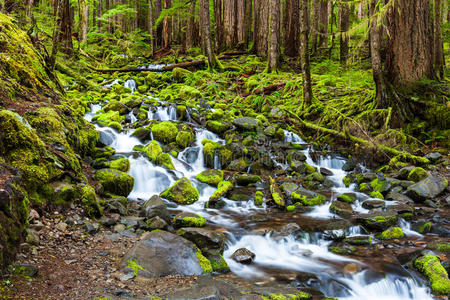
[151,121,179,144]
[176,130,194,148]
[377,226,404,240]
[291,188,326,206]
[160,177,199,204]
[206,181,233,208]
[172,67,192,82]
[407,167,428,182]
[414,255,450,295]
[94,169,134,197]
[406,176,448,202]
[232,117,258,131]
[254,191,264,206]
[196,169,224,186]
[337,193,356,204]
[103,101,129,114]
[80,185,103,218]
[234,174,261,186]
[156,153,175,170]
[329,201,353,218]
[173,212,206,228]
[356,211,397,231]
[131,127,151,142]
[269,177,285,207]
[142,140,163,162]
[103,158,130,172]
[92,110,124,126]
[206,120,230,134]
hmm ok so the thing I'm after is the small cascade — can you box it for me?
[103,79,121,88]
[399,218,423,238]
[148,105,178,121]
[124,79,137,93]
[284,130,305,144]
[213,153,221,169]
[127,111,137,123]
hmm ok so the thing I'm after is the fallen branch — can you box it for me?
[241,83,286,97]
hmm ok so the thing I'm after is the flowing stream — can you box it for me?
[84,82,432,299]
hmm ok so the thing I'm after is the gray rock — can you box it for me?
[362,200,386,209]
[425,152,442,162]
[320,168,333,176]
[177,228,226,255]
[232,117,258,131]
[269,107,284,118]
[345,235,372,246]
[385,191,413,203]
[84,221,99,234]
[279,182,300,198]
[141,195,170,222]
[13,264,38,277]
[231,248,255,264]
[406,176,448,202]
[121,231,212,277]
[397,166,414,180]
[357,211,397,231]
[329,201,353,218]
[146,216,168,230]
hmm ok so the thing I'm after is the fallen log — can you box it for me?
[90,59,206,73]
[241,83,286,97]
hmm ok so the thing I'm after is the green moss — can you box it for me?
[151,121,179,144]
[305,172,325,182]
[105,158,130,172]
[176,130,193,148]
[286,205,296,212]
[291,192,326,206]
[142,140,162,162]
[337,194,355,203]
[414,255,450,295]
[343,176,352,187]
[254,191,264,206]
[370,178,388,193]
[107,121,122,132]
[92,110,124,126]
[359,182,370,192]
[377,227,404,240]
[160,177,199,204]
[407,167,428,182]
[208,254,230,273]
[173,215,206,227]
[369,191,384,200]
[202,139,221,164]
[209,180,233,202]
[401,212,414,220]
[195,249,213,274]
[196,169,224,186]
[269,177,285,207]
[428,243,450,253]
[156,153,175,170]
[94,169,134,197]
[419,222,432,233]
[80,185,103,218]
[206,120,229,134]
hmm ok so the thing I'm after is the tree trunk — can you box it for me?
[60,0,73,54]
[300,0,312,106]
[318,0,328,49]
[148,0,154,55]
[162,0,171,50]
[267,0,280,72]
[49,0,62,70]
[284,0,299,57]
[253,0,269,56]
[223,0,237,47]
[433,0,444,79]
[26,0,34,19]
[311,0,319,53]
[185,0,195,49]
[243,0,252,49]
[134,0,138,30]
[79,0,89,44]
[339,2,349,65]
[214,0,224,51]
[385,0,433,88]
[199,0,220,70]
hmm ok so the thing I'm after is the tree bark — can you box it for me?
[148,0,154,55]
[214,0,224,51]
[26,0,34,19]
[253,0,269,56]
[339,2,349,65]
[199,0,220,70]
[284,0,300,57]
[185,0,195,49]
[385,0,433,88]
[311,0,319,53]
[318,0,328,49]
[49,0,62,70]
[300,0,312,106]
[267,0,280,72]
[243,0,252,49]
[60,0,73,54]
[162,0,171,50]
[79,0,89,44]
[433,0,444,79]
[223,0,237,47]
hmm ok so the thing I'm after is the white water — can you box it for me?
[124,79,137,93]
[82,82,433,300]
[148,105,177,121]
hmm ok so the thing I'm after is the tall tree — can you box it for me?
[60,0,73,54]
[300,0,312,106]
[317,0,328,49]
[433,0,444,79]
[311,0,319,53]
[185,0,196,49]
[148,0,154,54]
[162,0,171,50]
[267,0,280,72]
[284,0,300,57]
[223,0,237,47]
[253,0,269,56]
[339,2,349,65]
[243,0,252,48]
[79,0,89,44]
[199,0,220,70]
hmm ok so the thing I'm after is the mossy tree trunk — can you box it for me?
[243,0,252,49]
[78,0,89,44]
[317,0,328,50]
[214,0,225,51]
[60,0,73,54]
[433,0,444,79]
[267,0,280,73]
[284,0,299,57]
[185,0,195,49]
[148,0,154,55]
[162,0,171,50]
[300,0,312,106]
[339,2,349,65]
[199,0,221,70]
[311,0,319,54]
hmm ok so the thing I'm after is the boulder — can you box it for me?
[231,248,255,264]
[160,177,199,205]
[234,174,262,186]
[329,201,353,218]
[120,231,212,277]
[407,167,428,182]
[232,117,258,131]
[151,121,179,144]
[173,212,206,228]
[206,120,230,134]
[357,211,398,231]
[94,169,134,197]
[406,176,448,202]
[177,228,226,255]
[141,195,170,222]
[196,169,224,186]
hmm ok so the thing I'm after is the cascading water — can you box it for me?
[124,79,137,93]
[82,81,433,300]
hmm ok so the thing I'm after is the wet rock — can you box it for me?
[329,201,353,218]
[104,197,128,215]
[146,216,168,230]
[286,151,307,163]
[141,195,170,222]
[208,180,233,206]
[103,101,129,114]
[229,188,253,201]
[196,169,224,186]
[206,120,230,134]
[414,254,450,295]
[234,174,262,186]
[279,182,300,198]
[303,219,350,231]
[407,167,428,182]
[151,121,179,143]
[121,231,212,277]
[342,160,355,172]
[362,200,386,209]
[231,248,255,264]
[406,176,448,202]
[337,193,356,204]
[425,152,442,162]
[324,229,346,241]
[357,211,397,231]
[84,221,99,234]
[397,166,415,180]
[12,264,38,277]
[320,168,333,176]
[385,191,413,203]
[120,216,144,230]
[345,235,372,245]
[291,187,326,206]
[232,117,258,131]
[377,226,404,240]
[173,212,206,228]
[130,127,150,141]
[227,158,249,172]
[160,177,199,205]
[386,203,414,214]
[177,228,226,255]
[98,130,115,146]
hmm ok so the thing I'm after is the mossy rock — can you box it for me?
[206,120,230,134]
[176,131,194,149]
[108,121,122,132]
[196,169,224,186]
[94,169,134,197]
[172,67,192,82]
[103,101,129,114]
[80,185,103,218]
[254,191,264,206]
[173,212,206,228]
[414,255,450,295]
[377,226,404,240]
[151,121,179,144]
[179,85,201,98]
[357,212,397,231]
[131,127,151,142]
[234,174,261,186]
[291,191,326,206]
[337,193,356,204]
[407,167,428,182]
[92,110,124,126]
[160,177,199,205]
[345,235,372,246]
[142,140,163,162]
[207,254,230,273]
[156,153,175,170]
[369,191,384,200]
[209,181,234,203]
